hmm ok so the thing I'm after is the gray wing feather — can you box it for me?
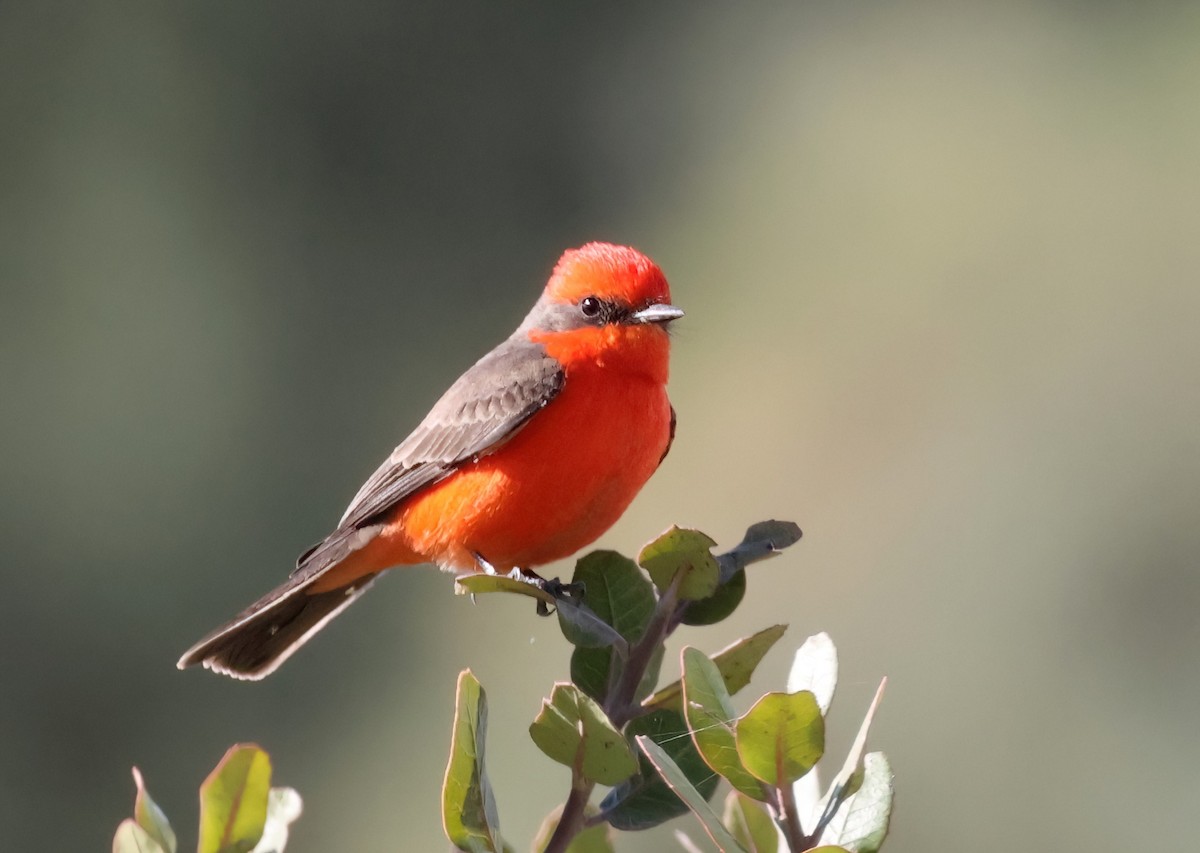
[339,340,564,528]
[290,339,564,579]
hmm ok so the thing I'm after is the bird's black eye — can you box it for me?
[580,296,603,318]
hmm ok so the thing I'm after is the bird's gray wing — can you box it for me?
[291,338,565,579]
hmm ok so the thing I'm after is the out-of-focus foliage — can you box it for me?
[443,671,505,853]
[113,746,300,853]
[197,745,273,853]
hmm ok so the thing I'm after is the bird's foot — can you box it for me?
[472,553,584,614]
[534,576,586,615]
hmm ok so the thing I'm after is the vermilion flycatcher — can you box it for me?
[178,242,681,679]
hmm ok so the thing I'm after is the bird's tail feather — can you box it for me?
[176,572,377,680]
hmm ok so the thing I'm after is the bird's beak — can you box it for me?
[631,303,684,325]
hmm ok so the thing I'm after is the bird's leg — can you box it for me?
[473,551,539,585]
[472,551,500,576]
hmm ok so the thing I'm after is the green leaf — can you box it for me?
[556,599,628,649]
[716,521,802,581]
[252,787,302,853]
[454,574,557,608]
[643,625,788,712]
[570,641,663,706]
[817,753,893,853]
[531,805,614,853]
[198,744,272,853]
[638,526,720,600]
[808,848,853,853]
[554,604,624,652]
[812,679,888,842]
[680,567,746,626]
[131,767,176,853]
[684,520,802,626]
[529,683,638,785]
[599,710,719,831]
[565,551,660,699]
[566,556,662,695]
[559,550,655,646]
[113,819,166,853]
[442,670,503,853]
[570,646,612,703]
[787,632,838,715]
[722,792,778,853]
[735,692,824,786]
[635,736,744,853]
[681,647,765,800]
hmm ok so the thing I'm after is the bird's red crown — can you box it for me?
[545,242,671,309]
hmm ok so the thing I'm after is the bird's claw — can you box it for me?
[535,577,586,615]
[542,577,586,600]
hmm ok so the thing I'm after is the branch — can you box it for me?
[777,775,812,853]
[542,774,596,853]
[546,572,685,851]
[605,574,682,728]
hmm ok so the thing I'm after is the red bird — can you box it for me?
[178,242,682,679]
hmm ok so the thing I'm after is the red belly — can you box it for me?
[310,367,672,590]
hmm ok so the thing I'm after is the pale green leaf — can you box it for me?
[812,678,887,839]
[442,670,503,853]
[722,791,778,853]
[529,683,637,785]
[636,736,745,853]
[681,647,765,800]
[735,692,824,786]
[787,633,838,715]
[455,574,556,607]
[131,767,176,853]
[643,625,788,712]
[638,527,720,600]
[817,753,893,853]
[113,819,166,853]
[198,744,271,853]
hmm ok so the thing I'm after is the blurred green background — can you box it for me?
[3,2,1198,850]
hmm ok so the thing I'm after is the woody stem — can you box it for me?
[605,575,682,728]
[545,575,685,852]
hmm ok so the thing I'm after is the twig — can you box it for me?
[604,574,682,728]
[542,774,596,853]
[777,772,812,852]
